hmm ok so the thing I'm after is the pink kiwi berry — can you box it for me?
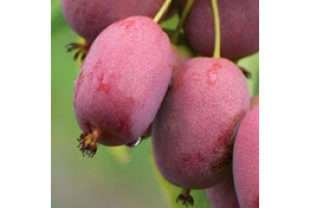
[233,105,259,208]
[179,0,259,60]
[61,0,165,43]
[152,57,250,205]
[205,166,240,208]
[73,16,174,157]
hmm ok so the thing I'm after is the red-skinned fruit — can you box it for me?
[61,0,165,43]
[126,44,194,149]
[205,166,240,208]
[126,124,152,147]
[74,16,174,157]
[233,105,259,208]
[152,57,250,205]
[178,0,259,60]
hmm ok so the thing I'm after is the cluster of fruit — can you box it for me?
[61,0,259,207]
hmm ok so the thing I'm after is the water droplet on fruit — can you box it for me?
[126,137,142,147]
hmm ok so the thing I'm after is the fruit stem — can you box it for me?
[153,0,172,23]
[172,0,194,45]
[211,0,221,58]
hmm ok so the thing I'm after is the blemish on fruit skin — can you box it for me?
[210,142,233,173]
[166,111,177,132]
[115,19,136,29]
[210,113,244,173]
[206,63,221,85]
[190,72,200,81]
[74,70,85,99]
[96,73,112,92]
[181,151,207,164]
[166,121,174,132]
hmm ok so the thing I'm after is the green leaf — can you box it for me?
[51,0,70,37]
[238,52,259,96]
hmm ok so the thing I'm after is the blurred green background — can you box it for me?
[51,0,258,207]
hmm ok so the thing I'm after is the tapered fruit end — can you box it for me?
[176,189,194,207]
[65,40,91,62]
[77,132,98,157]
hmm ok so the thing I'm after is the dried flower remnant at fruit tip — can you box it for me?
[77,131,99,158]
[65,40,91,62]
[176,188,194,207]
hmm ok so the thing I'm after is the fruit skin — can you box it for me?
[205,166,240,208]
[179,0,259,60]
[152,57,250,189]
[74,16,174,146]
[233,105,259,208]
[61,0,165,42]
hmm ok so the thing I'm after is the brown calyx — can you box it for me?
[65,39,91,62]
[176,188,194,207]
[77,129,100,158]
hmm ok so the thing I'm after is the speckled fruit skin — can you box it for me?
[179,0,259,60]
[205,167,240,208]
[74,16,174,146]
[233,105,259,208]
[152,57,250,189]
[61,0,165,42]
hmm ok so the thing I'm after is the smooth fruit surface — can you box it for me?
[74,16,173,147]
[233,105,259,208]
[205,167,240,208]
[179,0,259,59]
[152,57,250,189]
[61,0,165,42]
